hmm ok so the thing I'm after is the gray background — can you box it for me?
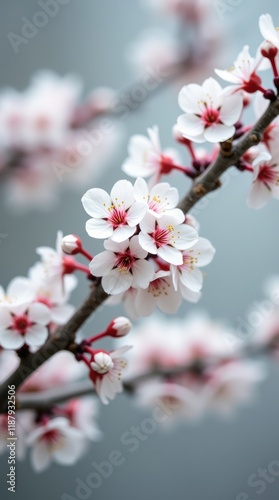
[0,1,279,499]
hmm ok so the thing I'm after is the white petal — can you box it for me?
[110,180,134,209]
[129,235,148,259]
[0,330,24,350]
[110,224,135,243]
[0,308,12,328]
[259,14,279,48]
[138,232,158,255]
[28,303,50,325]
[214,68,240,84]
[102,269,133,295]
[158,246,183,265]
[135,290,157,317]
[25,325,48,346]
[126,202,147,226]
[89,251,116,277]
[204,124,235,143]
[219,95,243,126]
[177,114,204,137]
[134,177,149,202]
[247,181,271,209]
[85,218,113,239]
[132,260,155,289]
[178,84,204,113]
[31,441,51,472]
[179,267,203,292]
[81,188,111,218]
[191,238,216,267]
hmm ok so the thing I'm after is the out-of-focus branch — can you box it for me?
[16,343,270,412]
[1,96,279,414]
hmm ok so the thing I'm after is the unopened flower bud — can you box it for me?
[91,352,114,374]
[61,234,82,255]
[261,40,278,59]
[106,317,132,338]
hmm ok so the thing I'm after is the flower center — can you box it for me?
[12,314,31,334]
[41,429,65,450]
[115,251,135,273]
[258,164,279,186]
[152,226,172,248]
[107,207,127,228]
[148,277,170,297]
[201,107,220,127]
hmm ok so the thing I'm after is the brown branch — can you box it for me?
[16,343,270,412]
[1,95,279,414]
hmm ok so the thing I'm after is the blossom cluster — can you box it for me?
[0,72,119,211]
[0,232,77,350]
[0,349,101,472]
[82,177,215,317]
[122,314,265,422]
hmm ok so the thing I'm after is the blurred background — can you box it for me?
[0,1,279,499]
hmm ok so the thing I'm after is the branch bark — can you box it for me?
[1,95,279,413]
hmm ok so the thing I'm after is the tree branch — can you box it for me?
[1,95,279,414]
[16,343,270,412]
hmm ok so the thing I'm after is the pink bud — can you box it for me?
[106,317,132,338]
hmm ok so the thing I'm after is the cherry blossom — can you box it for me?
[61,398,102,442]
[177,77,243,143]
[134,177,183,221]
[170,237,215,293]
[82,179,147,243]
[215,45,268,94]
[0,301,51,350]
[247,151,279,209]
[132,271,182,317]
[122,126,181,181]
[139,213,199,265]
[89,347,132,404]
[89,236,155,295]
[27,417,86,472]
[0,277,34,309]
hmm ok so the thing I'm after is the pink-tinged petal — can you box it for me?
[247,181,271,209]
[191,238,216,267]
[177,114,204,137]
[102,269,133,295]
[172,225,199,250]
[179,284,201,303]
[25,325,48,346]
[54,429,85,465]
[259,14,279,48]
[157,283,182,314]
[51,304,74,324]
[28,303,50,325]
[132,260,155,289]
[126,202,147,226]
[110,224,135,243]
[7,277,34,302]
[204,124,235,143]
[81,188,111,218]
[129,235,148,259]
[110,180,134,209]
[0,308,12,328]
[138,233,158,255]
[89,251,116,277]
[139,212,156,234]
[0,330,24,350]
[179,267,203,292]
[219,95,243,126]
[178,84,205,113]
[158,246,183,265]
[135,290,157,317]
[214,68,241,84]
[134,177,149,202]
[85,218,112,239]
[30,441,51,472]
